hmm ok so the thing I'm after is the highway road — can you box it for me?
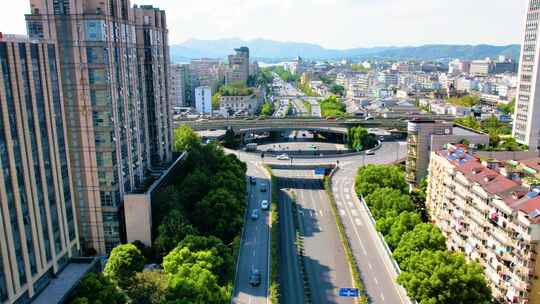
[276,186,305,304]
[273,169,354,304]
[232,163,271,304]
[333,166,410,304]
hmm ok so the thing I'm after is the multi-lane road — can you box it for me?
[231,139,409,304]
[273,169,353,304]
[232,163,271,304]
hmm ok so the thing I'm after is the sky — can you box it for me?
[0,0,527,49]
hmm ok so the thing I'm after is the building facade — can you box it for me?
[514,0,540,149]
[219,93,261,116]
[226,47,249,85]
[406,120,489,185]
[26,0,172,254]
[426,145,540,303]
[195,86,212,115]
[0,35,79,302]
[170,64,188,107]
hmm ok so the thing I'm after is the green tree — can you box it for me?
[191,188,244,244]
[173,125,200,152]
[454,115,481,131]
[319,96,345,117]
[223,128,239,149]
[348,127,377,151]
[393,224,447,264]
[385,211,422,249]
[355,164,408,196]
[163,246,228,304]
[178,235,234,284]
[104,244,146,288]
[69,273,126,304]
[364,187,414,220]
[212,93,221,110]
[330,84,345,96]
[398,250,492,304]
[447,95,480,107]
[154,209,198,259]
[125,271,169,304]
[260,102,274,116]
[497,98,515,115]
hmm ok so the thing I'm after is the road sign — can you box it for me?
[314,167,326,175]
[339,288,359,297]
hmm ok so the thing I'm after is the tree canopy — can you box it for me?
[348,127,377,151]
[398,250,492,304]
[173,125,200,152]
[319,96,345,117]
[447,95,480,107]
[355,164,408,196]
[103,244,146,288]
[393,223,447,265]
[69,273,127,304]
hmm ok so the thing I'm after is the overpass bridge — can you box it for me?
[174,116,453,133]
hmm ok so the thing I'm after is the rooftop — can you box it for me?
[33,258,97,304]
[438,145,540,223]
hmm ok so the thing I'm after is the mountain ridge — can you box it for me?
[170,38,520,62]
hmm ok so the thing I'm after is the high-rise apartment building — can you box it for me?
[226,47,250,85]
[25,0,172,254]
[514,1,540,149]
[170,64,189,107]
[0,34,80,302]
[426,145,540,303]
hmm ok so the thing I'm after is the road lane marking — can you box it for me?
[339,209,345,216]
[351,209,359,217]
[347,201,353,207]
[345,194,350,200]
[374,277,379,285]
[381,294,385,302]
[355,218,363,226]
[368,263,373,270]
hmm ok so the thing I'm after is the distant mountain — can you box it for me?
[170,38,520,62]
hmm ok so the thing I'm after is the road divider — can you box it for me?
[324,168,369,304]
[264,166,280,304]
[290,192,312,303]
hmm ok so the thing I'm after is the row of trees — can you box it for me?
[447,95,480,107]
[319,96,346,117]
[355,165,492,304]
[347,127,377,152]
[455,115,527,151]
[70,126,247,304]
[218,82,254,97]
[271,66,299,83]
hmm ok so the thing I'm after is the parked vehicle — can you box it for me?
[261,200,269,210]
[249,269,261,286]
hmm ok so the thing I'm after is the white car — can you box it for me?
[276,154,290,160]
[261,200,269,210]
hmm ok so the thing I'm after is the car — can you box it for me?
[261,200,269,210]
[249,269,261,286]
[260,183,268,192]
[249,176,256,185]
[276,154,290,160]
[366,151,375,155]
[251,209,259,220]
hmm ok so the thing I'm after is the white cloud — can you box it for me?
[0,0,527,49]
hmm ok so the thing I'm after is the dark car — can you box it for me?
[249,269,261,286]
[249,176,256,185]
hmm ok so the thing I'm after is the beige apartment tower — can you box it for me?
[0,34,80,303]
[25,0,172,254]
[514,0,540,149]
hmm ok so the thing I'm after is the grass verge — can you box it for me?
[324,174,369,304]
[265,166,280,304]
[303,100,312,115]
[290,192,312,303]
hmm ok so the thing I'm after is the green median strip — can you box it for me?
[291,192,312,303]
[265,166,280,304]
[323,173,369,304]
